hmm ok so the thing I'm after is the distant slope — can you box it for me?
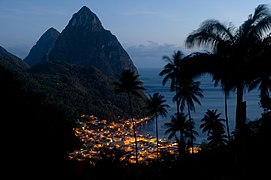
[24,27,60,66]
[29,60,146,119]
[0,45,22,60]
[0,45,29,71]
[30,60,115,118]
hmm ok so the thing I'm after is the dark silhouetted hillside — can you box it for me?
[47,6,137,78]
[24,27,60,66]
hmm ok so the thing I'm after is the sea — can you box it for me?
[137,67,263,144]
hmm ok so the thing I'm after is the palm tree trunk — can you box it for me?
[180,130,185,157]
[187,105,193,155]
[155,113,159,161]
[235,83,246,178]
[128,93,138,165]
[224,92,231,140]
[176,81,180,114]
[235,83,244,135]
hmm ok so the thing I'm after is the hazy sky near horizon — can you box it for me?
[0,0,270,68]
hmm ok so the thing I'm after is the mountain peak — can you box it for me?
[24,27,60,66]
[80,6,90,12]
[69,6,103,31]
[48,6,138,78]
[46,27,59,35]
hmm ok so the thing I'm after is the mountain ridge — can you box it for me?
[24,27,60,66]
[47,5,138,78]
[0,6,147,120]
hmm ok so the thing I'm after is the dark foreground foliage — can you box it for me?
[67,122,271,180]
[2,64,270,179]
[0,66,80,179]
[67,149,235,180]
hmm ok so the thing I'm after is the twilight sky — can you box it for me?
[0,0,270,68]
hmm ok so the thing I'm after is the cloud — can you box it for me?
[125,41,189,68]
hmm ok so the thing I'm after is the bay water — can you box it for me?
[137,68,263,144]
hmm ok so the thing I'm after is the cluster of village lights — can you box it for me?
[67,114,201,164]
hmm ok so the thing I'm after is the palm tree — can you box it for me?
[200,109,226,136]
[248,76,271,112]
[159,50,185,114]
[248,33,271,113]
[185,117,199,154]
[173,78,203,154]
[207,126,228,149]
[164,112,191,157]
[185,4,271,137]
[185,4,271,177]
[174,78,204,118]
[212,70,233,141]
[113,69,146,165]
[200,109,228,149]
[145,92,169,160]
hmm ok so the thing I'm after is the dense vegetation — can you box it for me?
[1,3,271,180]
[29,60,146,120]
[0,53,146,179]
[0,64,79,179]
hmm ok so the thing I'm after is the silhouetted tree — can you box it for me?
[185,4,271,177]
[248,33,271,113]
[145,92,169,160]
[159,50,185,114]
[114,69,146,165]
[164,112,190,157]
[200,109,228,149]
[173,78,203,153]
